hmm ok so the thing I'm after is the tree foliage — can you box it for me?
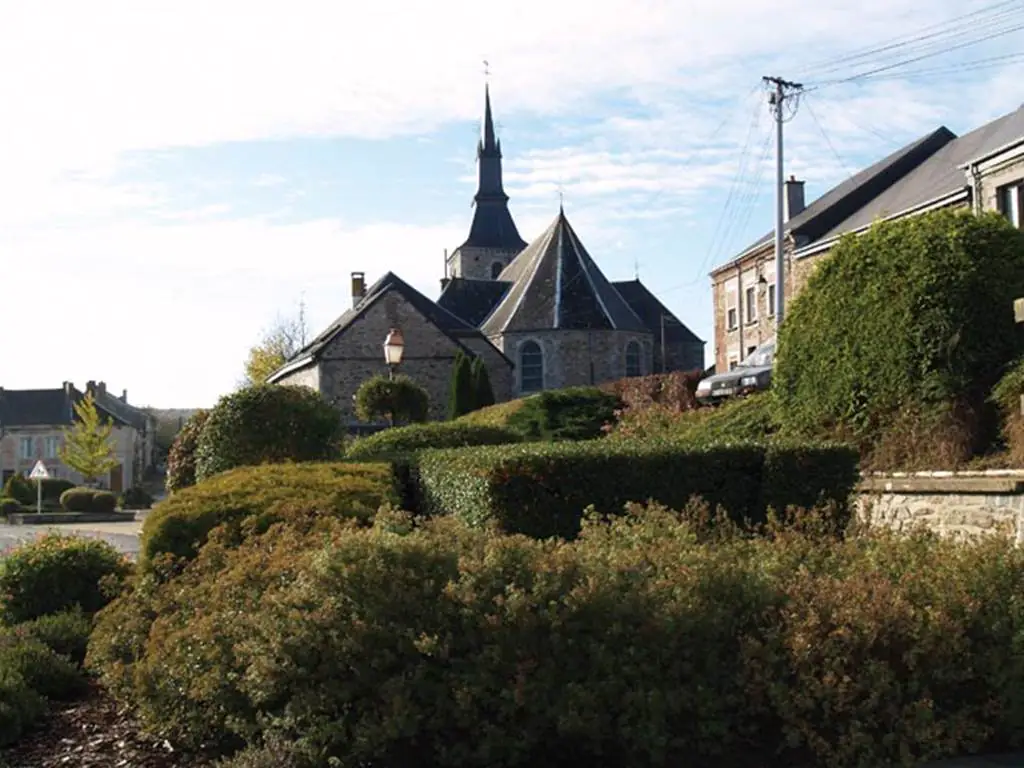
[242,302,310,387]
[354,375,429,425]
[195,385,342,482]
[448,352,476,419]
[165,409,210,493]
[471,356,496,410]
[59,392,119,484]
[774,209,1024,452]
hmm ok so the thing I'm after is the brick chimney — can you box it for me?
[121,389,128,403]
[785,176,806,222]
[351,272,367,308]
[97,381,107,397]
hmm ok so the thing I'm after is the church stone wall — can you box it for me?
[448,245,522,281]
[496,329,654,395]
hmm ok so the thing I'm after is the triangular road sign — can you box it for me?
[29,460,50,480]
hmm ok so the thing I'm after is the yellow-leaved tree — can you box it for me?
[60,391,119,485]
[242,301,310,387]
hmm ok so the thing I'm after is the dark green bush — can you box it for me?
[415,438,857,539]
[92,490,117,514]
[139,461,399,570]
[0,496,21,516]
[40,478,75,504]
[3,474,34,506]
[166,408,211,493]
[88,509,1024,768]
[775,209,1024,459]
[448,351,475,419]
[195,385,343,482]
[505,386,623,441]
[120,485,154,510]
[0,666,44,748]
[60,487,94,512]
[471,355,496,410]
[346,422,522,461]
[10,608,92,665]
[354,374,430,425]
[0,633,86,701]
[0,534,131,623]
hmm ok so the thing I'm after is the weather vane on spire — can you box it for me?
[557,182,564,210]
[483,59,490,81]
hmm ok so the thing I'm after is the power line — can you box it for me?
[827,51,1024,84]
[802,95,854,178]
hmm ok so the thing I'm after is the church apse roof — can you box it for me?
[481,208,649,336]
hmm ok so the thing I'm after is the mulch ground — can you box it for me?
[0,681,211,768]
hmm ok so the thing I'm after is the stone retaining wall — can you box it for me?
[857,471,1024,542]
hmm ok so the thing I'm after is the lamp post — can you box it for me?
[383,328,405,381]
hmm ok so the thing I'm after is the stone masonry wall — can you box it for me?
[458,336,514,402]
[448,245,523,281]
[495,329,653,395]
[276,363,320,393]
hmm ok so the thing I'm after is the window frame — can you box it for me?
[624,340,642,378]
[519,340,544,393]
[18,437,33,460]
[744,286,757,324]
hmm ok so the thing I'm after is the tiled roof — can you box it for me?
[436,278,511,327]
[612,279,704,344]
[482,208,649,335]
[0,386,129,429]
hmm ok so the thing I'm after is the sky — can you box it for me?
[2,0,1024,408]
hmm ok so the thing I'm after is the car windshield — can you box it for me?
[740,342,775,368]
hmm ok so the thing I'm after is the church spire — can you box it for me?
[474,84,506,204]
[481,83,498,154]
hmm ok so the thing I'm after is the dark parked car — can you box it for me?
[695,340,775,405]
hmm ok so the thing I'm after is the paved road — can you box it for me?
[0,521,142,560]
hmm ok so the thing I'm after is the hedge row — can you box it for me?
[3,476,76,507]
[139,461,400,570]
[87,509,1024,767]
[59,487,118,514]
[413,438,859,539]
[345,422,522,461]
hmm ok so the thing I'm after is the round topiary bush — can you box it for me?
[194,386,343,483]
[354,374,429,425]
[0,534,132,623]
[0,497,21,517]
[119,485,154,510]
[59,488,94,513]
[91,490,117,514]
[775,209,1024,461]
[166,409,210,493]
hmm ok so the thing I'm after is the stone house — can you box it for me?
[267,271,513,422]
[710,103,1024,373]
[0,381,155,491]
[269,85,704,416]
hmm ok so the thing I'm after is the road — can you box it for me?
[0,520,143,560]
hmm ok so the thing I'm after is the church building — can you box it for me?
[269,87,704,419]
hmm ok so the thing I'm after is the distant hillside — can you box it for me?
[146,408,200,428]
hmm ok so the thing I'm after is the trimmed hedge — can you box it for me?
[59,487,118,513]
[120,485,154,510]
[414,438,858,539]
[4,476,75,507]
[505,386,623,441]
[138,461,400,570]
[0,534,131,624]
[0,496,21,516]
[345,422,522,461]
[166,408,211,493]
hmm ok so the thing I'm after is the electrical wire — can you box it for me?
[802,95,854,178]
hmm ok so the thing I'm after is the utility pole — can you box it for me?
[763,76,803,327]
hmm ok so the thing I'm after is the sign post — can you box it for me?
[29,460,50,514]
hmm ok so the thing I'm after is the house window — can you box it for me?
[727,307,738,330]
[18,437,33,460]
[746,346,757,358]
[767,284,776,316]
[43,436,60,459]
[728,358,739,371]
[998,182,1022,228]
[490,261,504,279]
[745,287,757,323]
[625,340,642,378]
[520,341,544,393]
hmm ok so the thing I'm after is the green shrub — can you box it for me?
[471,355,496,410]
[10,608,92,665]
[120,485,154,510]
[345,422,522,461]
[0,534,131,623]
[505,386,623,441]
[59,487,94,512]
[0,633,86,701]
[2,475,34,506]
[448,350,475,419]
[414,438,857,539]
[92,490,117,514]
[775,209,1024,459]
[138,461,399,570]
[39,478,75,504]
[195,385,343,482]
[456,397,528,427]
[0,666,44,748]
[166,408,211,492]
[0,496,21,517]
[353,374,430,425]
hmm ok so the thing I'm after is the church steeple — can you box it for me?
[474,84,509,205]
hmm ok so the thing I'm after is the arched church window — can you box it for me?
[625,340,641,378]
[490,261,504,279]
[520,341,544,393]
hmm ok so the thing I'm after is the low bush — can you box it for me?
[345,422,522,461]
[5,476,76,507]
[0,633,87,701]
[40,478,76,505]
[195,385,343,482]
[456,397,528,427]
[0,534,131,624]
[0,666,44,748]
[58,487,119,513]
[3,475,34,507]
[504,386,623,441]
[92,490,117,514]
[0,496,21,517]
[609,391,780,443]
[414,437,857,539]
[120,485,154,510]
[10,608,92,665]
[992,356,1024,462]
[138,461,399,570]
[354,374,430,425]
[87,508,1024,768]
[166,408,211,493]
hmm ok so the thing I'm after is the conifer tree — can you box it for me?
[471,356,496,409]
[448,351,475,419]
[59,391,119,485]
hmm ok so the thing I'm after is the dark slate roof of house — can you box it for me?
[482,208,649,335]
[87,384,151,432]
[436,278,511,327]
[276,271,511,374]
[0,386,129,428]
[612,279,704,345]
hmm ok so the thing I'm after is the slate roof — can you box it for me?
[717,103,1024,272]
[612,279,704,344]
[87,384,151,433]
[482,209,649,335]
[437,278,511,327]
[0,386,129,429]
[272,271,511,379]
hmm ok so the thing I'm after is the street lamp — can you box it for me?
[383,328,405,380]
